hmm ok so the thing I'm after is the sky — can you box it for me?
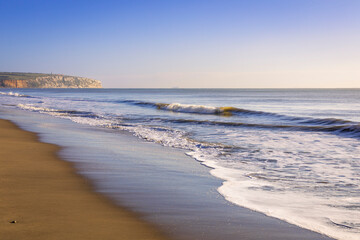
[0,0,359,88]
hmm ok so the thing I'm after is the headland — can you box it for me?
[0,72,102,88]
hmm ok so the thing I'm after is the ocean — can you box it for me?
[1,88,359,240]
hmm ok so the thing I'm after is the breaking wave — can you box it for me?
[0,91,34,98]
[155,102,276,117]
[17,104,99,118]
[117,100,358,128]
[161,118,360,137]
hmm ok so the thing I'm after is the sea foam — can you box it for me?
[2,90,360,240]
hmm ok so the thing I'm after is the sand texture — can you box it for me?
[0,119,168,240]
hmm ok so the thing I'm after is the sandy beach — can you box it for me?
[0,107,336,240]
[0,119,168,240]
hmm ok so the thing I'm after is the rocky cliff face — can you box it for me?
[0,79,28,88]
[0,74,102,88]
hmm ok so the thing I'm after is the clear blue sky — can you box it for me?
[1,0,359,87]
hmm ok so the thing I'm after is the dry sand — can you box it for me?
[0,119,168,240]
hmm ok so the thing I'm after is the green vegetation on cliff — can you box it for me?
[0,72,50,81]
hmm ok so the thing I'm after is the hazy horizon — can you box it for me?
[1,0,359,88]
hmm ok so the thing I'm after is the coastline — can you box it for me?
[0,119,168,240]
[0,107,335,240]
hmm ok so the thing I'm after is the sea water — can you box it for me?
[1,88,359,240]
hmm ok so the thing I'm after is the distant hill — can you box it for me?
[0,72,102,88]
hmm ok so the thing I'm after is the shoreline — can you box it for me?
[0,119,168,240]
[0,108,335,240]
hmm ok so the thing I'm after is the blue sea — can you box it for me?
[1,88,359,240]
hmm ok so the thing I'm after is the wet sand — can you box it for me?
[0,119,168,240]
[0,109,335,240]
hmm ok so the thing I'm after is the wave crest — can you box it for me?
[0,91,27,97]
[155,103,265,116]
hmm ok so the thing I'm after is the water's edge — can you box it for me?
[0,107,334,240]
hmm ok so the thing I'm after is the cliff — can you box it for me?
[0,72,102,88]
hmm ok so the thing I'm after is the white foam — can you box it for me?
[187,131,360,240]
[8,99,360,240]
[217,177,360,240]
[65,116,114,127]
[117,124,197,150]
[0,91,24,97]
[158,103,221,114]
[17,104,113,127]
[17,104,56,112]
